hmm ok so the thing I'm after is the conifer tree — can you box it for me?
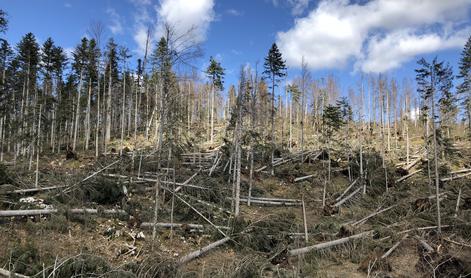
[263,43,286,175]
[321,104,343,207]
[457,35,471,136]
[206,56,224,144]
[416,57,454,235]
[0,9,7,34]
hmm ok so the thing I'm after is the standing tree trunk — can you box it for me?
[85,80,92,150]
[210,84,215,144]
[35,104,42,188]
[120,72,126,156]
[430,85,442,235]
[271,74,276,176]
[73,70,84,151]
[105,62,112,150]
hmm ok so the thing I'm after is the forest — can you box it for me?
[1,5,471,277]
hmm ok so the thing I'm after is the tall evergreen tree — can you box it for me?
[416,57,454,235]
[321,104,344,207]
[206,56,224,144]
[0,9,7,34]
[104,38,119,145]
[457,35,471,135]
[263,43,287,175]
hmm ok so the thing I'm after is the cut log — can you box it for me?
[294,174,315,183]
[440,171,471,182]
[0,268,30,278]
[335,178,359,202]
[177,237,230,265]
[351,205,397,226]
[381,234,408,259]
[333,187,362,207]
[288,230,373,256]
[414,235,434,252]
[403,157,421,171]
[175,170,200,193]
[227,197,301,206]
[140,222,230,231]
[241,196,301,202]
[0,208,127,217]
[396,169,422,183]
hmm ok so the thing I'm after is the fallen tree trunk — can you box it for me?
[227,197,301,206]
[333,187,361,207]
[104,173,208,190]
[241,196,301,202]
[351,205,397,226]
[403,157,421,171]
[0,267,30,278]
[381,234,408,259]
[335,178,359,202]
[1,184,68,195]
[178,237,231,265]
[140,222,230,231]
[294,174,315,183]
[288,230,373,256]
[414,235,434,252]
[440,171,471,182]
[0,208,127,217]
[396,169,422,183]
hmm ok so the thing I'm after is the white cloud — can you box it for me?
[133,26,150,56]
[358,28,470,73]
[106,8,123,35]
[288,0,311,16]
[131,0,215,56]
[271,0,312,16]
[129,0,151,5]
[64,47,74,60]
[227,9,243,16]
[276,0,471,72]
[155,0,215,45]
[130,0,153,56]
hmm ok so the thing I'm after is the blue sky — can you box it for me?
[1,0,471,96]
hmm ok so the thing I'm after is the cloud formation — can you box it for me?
[131,0,215,56]
[276,0,471,72]
[106,8,124,35]
[155,0,215,44]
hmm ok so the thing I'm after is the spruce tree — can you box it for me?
[206,56,224,144]
[104,38,119,145]
[263,43,286,175]
[457,35,471,135]
[321,104,343,207]
[0,9,7,34]
[416,57,454,235]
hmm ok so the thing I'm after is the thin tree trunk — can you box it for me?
[73,70,83,151]
[35,105,42,188]
[430,86,441,235]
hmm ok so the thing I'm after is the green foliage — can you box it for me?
[322,104,344,141]
[56,256,134,277]
[206,56,225,91]
[0,163,13,185]
[263,43,287,87]
[7,242,44,275]
[0,9,7,33]
[233,212,296,253]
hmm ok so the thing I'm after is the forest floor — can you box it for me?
[0,138,471,277]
